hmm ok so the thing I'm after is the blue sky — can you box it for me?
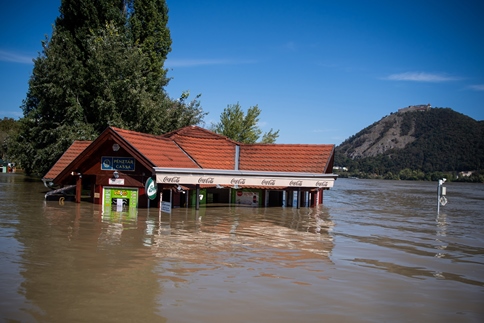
[1,0,483,145]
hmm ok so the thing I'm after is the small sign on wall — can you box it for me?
[235,191,259,206]
[109,178,125,185]
[101,156,135,171]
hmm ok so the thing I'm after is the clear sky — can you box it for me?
[1,0,483,145]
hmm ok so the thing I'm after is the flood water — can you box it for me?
[1,173,483,322]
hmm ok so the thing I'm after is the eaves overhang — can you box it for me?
[53,127,156,185]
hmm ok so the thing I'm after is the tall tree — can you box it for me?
[128,0,171,89]
[0,118,20,160]
[13,0,206,176]
[211,103,279,144]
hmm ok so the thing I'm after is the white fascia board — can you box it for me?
[153,167,337,188]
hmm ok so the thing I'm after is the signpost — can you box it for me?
[437,178,448,214]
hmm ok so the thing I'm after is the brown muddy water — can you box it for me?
[1,173,483,322]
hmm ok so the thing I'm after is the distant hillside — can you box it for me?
[335,107,484,180]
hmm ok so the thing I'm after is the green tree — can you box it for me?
[260,128,280,144]
[128,0,171,90]
[211,103,279,144]
[13,0,206,176]
[0,118,20,160]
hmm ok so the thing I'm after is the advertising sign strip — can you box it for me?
[102,187,139,211]
[101,156,135,171]
[155,174,334,188]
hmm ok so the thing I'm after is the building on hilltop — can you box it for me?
[398,104,431,113]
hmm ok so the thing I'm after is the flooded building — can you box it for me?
[43,126,337,213]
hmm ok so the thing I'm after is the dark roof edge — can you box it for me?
[323,145,336,173]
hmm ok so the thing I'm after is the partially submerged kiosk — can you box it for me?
[43,126,337,213]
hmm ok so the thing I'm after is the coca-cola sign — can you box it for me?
[162,176,180,183]
[231,178,246,185]
[289,180,303,186]
[315,181,328,187]
[261,179,276,186]
[198,177,214,184]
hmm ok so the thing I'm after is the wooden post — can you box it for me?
[75,175,82,203]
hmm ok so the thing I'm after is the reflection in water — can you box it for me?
[149,206,336,323]
[99,209,138,246]
[1,175,484,322]
[12,196,165,322]
[435,212,448,259]
[148,206,334,264]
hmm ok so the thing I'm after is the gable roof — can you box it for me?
[43,127,199,184]
[164,126,237,169]
[43,141,92,180]
[111,127,199,169]
[163,125,236,141]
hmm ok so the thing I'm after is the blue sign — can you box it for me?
[101,156,135,171]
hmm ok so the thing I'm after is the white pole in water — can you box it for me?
[437,178,447,214]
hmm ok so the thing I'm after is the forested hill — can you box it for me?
[334,107,484,180]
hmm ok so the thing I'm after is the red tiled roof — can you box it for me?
[43,141,92,180]
[112,127,199,168]
[166,126,236,169]
[166,126,334,173]
[44,126,335,182]
[239,144,334,173]
[171,136,236,169]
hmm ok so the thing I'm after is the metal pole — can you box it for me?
[297,188,300,209]
[437,179,447,214]
[437,179,442,214]
[169,188,172,210]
